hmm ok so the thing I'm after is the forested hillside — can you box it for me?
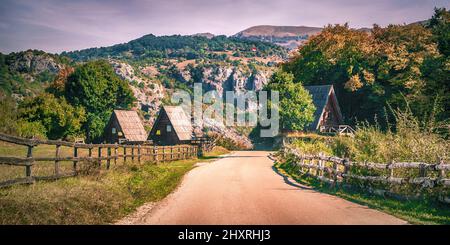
[281,8,449,127]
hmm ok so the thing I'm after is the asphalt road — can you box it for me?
[118,151,407,225]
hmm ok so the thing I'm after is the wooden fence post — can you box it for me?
[438,157,445,178]
[98,146,102,167]
[332,161,338,187]
[26,145,33,179]
[73,146,78,173]
[419,163,427,178]
[55,144,61,177]
[389,160,395,178]
[114,144,118,165]
[138,145,141,163]
[123,146,127,162]
[154,145,159,163]
[343,158,350,184]
[170,146,173,161]
[106,147,111,170]
[317,153,323,177]
[88,146,92,158]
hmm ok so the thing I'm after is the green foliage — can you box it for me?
[289,106,449,163]
[265,70,315,130]
[282,13,448,125]
[65,60,136,142]
[0,92,47,139]
[428,8,450,56]
[332,107,449,163]
[291,138,333,155]
[62,35,287,61]
[18,93,86,140]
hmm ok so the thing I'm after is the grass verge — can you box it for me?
[275,159,450,225]
[0,146,229,224]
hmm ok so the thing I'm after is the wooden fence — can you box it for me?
[0,133,199,188]
[277,145,450,203]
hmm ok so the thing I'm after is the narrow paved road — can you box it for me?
[119,151,407,225]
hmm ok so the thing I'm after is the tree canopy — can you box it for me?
[282,8,449,126]
[264,70,315,130]
[65,60,136,142]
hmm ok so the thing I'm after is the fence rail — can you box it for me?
[319,125,356,135]
[277,145,450,203]
[0,133,201,188]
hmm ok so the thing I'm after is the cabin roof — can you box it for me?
[112,110,147,142]
[304,85,343,130]
[162,106,193,141]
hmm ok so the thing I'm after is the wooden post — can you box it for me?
[138,145,141,163]
[98,146,102,167]
[389,160,395,178]
[154,145,159,163]
[55,144,61,176]
[170,146,173,161]
[343,158,350,184]
[72,146,78,174]
[332,161,338,187]
[317,153,323,177]
[162,146,166,162]
[26,145,33,179]
[419,163,427,178]
[123,146,127,162]
[131,145,135,162]
[88,146,92,158]
[438,157,445,178]
[106,147,111,170]
[114,144,118,165]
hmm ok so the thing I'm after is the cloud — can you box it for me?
[0,0,448,53]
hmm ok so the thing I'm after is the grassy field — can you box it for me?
[275,160,450,225]
[0,144,229,224]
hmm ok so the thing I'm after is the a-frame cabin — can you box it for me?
[304,85,344,131]
[148,106,193,145]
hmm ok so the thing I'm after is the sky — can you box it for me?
[0,0,448,54]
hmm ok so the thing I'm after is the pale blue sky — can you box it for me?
[0,0,448,53]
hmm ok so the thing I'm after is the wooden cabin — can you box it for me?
[148,106,193,145]
[103,110,148,144]
[304,85,344,132]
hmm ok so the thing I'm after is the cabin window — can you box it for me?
[156,130,161,135]
[166,125,172,132]
[112,128,116,134]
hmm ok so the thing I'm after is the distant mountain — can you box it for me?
[62,34,287,61]
[234,25,323,50]
[191,32,215,39]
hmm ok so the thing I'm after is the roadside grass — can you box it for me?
[275,160,450,225]
[0,146,229,224]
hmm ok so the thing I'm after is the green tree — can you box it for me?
[282,22,444,125]
[19,93,86,140]
[265,71,315,130]
[65,60,135,142]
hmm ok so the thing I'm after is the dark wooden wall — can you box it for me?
[149,110,180,145]
[320,94,342,127]
[103,114,124,143]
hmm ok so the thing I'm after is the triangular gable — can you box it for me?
[113,110,147,141]
[149,106,193,141]
[304,85,343,130]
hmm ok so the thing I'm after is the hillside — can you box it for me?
[60,34,288,116]
[0,50,70,99]
[234,25,323,49]
[1,35,289,146]
[62,34,288,61]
